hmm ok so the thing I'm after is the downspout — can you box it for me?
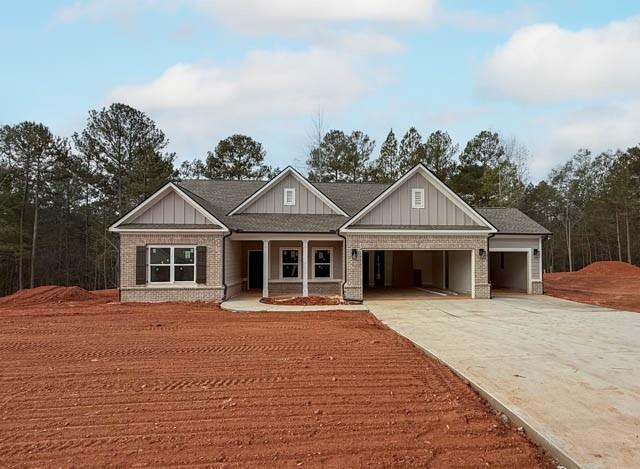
[221,230,233,301]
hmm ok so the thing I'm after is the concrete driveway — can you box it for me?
[366,295,640,469]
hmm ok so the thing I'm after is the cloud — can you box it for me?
[53,0,156,26]
[54,0,437,30]
[529,101,640,177]
[439,4,537,32]
[108,47,389,153]
[53,0,432,54]
[196,0,437,34]
[480,17,640,103]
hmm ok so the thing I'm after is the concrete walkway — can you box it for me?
[367,295,640,469]
[221,294,369,312]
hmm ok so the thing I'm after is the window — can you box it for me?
[284,188,295,206]
[148,246,195,283]
[313,248,332,279]
[411,188,425,209]
[281,248,300,279]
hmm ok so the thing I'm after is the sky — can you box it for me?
[2,1,640,181]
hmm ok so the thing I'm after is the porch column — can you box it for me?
[262,240,269,298]
[302,239,309,297]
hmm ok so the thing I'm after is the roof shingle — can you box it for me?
[175,179,550,235]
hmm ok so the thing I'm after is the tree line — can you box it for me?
[1,103,638,295]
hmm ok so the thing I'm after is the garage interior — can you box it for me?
[362,250,472,299]
[489,251,528,293]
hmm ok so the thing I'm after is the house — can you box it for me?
[109,163,551,302]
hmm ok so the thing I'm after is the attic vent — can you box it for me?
[411,188,425,209]
[284,188,295,206]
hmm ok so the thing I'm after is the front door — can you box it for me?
[248,251,263,289]
[374,250,385,287]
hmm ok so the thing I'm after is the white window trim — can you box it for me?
[411,188,425,209]
[283,188,296,206]
[148,245,196,285]
[311,247,333,280]
[279,247,300,280]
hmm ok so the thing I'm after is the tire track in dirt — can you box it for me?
[0,302,554,468]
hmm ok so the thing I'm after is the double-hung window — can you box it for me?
[281,248,300,279]
[312,248,332,279]
[149,246,195,283]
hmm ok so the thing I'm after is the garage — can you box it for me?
[489,251,529,293]
[362,249,473,299]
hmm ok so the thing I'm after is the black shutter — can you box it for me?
[135,246,146,285]
[196,246,207,284]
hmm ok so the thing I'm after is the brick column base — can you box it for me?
[531,281,543,295]
[474,283,491,299]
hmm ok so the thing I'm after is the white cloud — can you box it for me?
[196,0,436,33]
[529,101,640,177]
[439,4,537,32]
[54,0,437,29]
[53,0,158,25]
[318,30,405,55]
[108,47,389,154]
[480,17,640,103]
[53,0,432,54]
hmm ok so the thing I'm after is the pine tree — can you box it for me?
[423,130,458,182]
[398,127,426,173]
[374,129,400,182]
[74,103,175,216]
[205,134,273,180]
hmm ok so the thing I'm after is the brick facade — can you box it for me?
[531,281,543,295]
[119,233,225,302]
[343,233,491,301]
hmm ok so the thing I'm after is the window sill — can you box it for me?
[145,283,199,288]
[269,279,342,283]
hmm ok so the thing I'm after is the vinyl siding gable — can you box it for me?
[132,190,214,225]
[356,172,480,227]
[240,174,339,215]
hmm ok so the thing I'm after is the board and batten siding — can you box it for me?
[356,172,479,226]
[242,174,338,215]
[133,191,212,225]
[489,236,542,280]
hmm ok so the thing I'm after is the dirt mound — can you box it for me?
[261,295,342,306]
[0,286,98,306]
[575,261,640,277]
[544,261,640,313]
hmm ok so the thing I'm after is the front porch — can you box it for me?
[224,233,344,299]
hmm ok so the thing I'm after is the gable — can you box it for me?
[133,190,214,225]
[355,172,479,226]
[229,167,346,216]
[109,183,228,232]
[343,164,496,231]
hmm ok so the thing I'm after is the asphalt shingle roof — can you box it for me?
[175,179,550,235]
[119,223,223,230]
[477,208,551,235]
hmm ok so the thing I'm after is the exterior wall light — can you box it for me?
[479,248,486,257]
[351,249,358,260]
[533,248,539,257]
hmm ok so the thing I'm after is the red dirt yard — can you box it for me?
[0,290,553,467]
[545,261,640,313]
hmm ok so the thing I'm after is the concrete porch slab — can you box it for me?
[221,294,369,313]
